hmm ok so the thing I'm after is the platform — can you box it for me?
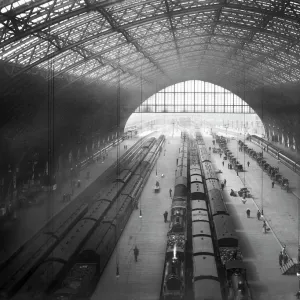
[203,132,299,300]
[0,135,144,264]
[91,131,181,300]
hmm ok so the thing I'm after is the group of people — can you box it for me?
[279,247,289,267]
[245,208,268,233]
[227,163,234,170]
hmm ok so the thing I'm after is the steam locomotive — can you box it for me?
[162,133,188,300]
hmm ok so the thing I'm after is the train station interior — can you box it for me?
[1,1,300,300]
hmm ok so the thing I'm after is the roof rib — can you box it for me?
[96,6,170,81]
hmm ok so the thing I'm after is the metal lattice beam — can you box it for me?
[164,0,181,65]
[97,6,170,81]
[1,2,300,49]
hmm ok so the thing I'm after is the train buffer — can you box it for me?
[280,258,298,275]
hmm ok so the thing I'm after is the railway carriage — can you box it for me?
[213,214,238,247]
[205,178,220,192]
[202,161,218,180]
[190,182,205,200]
[190,164,201,175]
[208,189,228,216]
[191,199,208,213]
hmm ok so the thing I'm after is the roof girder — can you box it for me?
[1,2,300,49]
[97,6,169,80]
[4,18,298,79]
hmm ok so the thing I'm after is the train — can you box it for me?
[250,135,300,174]
[0,137,159,298]
[190,139,223,300]
[48,135,165,300]
[162,133,188,300]
[10,136,165,300]
[196,132,252,300]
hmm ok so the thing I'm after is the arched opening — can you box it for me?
[126,80,265,136]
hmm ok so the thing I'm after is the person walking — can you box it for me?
[224,179,227,186]
[262,221,267,233]
[272,181,275,188]
[247,161,250,167]
[219,153,222,158]
[169,188,172,198]
[257,210,261,220]
[246,208,250,218]
[133,246,139,262]
[163,211,168,223]
[236,170,239,176]
[221,182,224,190]
[279,252,283,267]
[222,161,224,167]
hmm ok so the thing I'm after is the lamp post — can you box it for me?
[172,120,175,137]
[224,123,229,138]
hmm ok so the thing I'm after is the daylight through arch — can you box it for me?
[135,80,255,114]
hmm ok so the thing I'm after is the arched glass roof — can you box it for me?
[1,0,300,90]
[135,80,255,113]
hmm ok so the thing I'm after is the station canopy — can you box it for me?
[1,0,300,92]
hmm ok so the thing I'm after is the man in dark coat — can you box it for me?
[163,211,168,223]
[247,161,250,167]
[279,252,283,267]
[257,210,261,220]
[246,208,250,218]
[221,183,224,190]
[272,181,275,188]
[134,246,139,262]
[169,188,172,198]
